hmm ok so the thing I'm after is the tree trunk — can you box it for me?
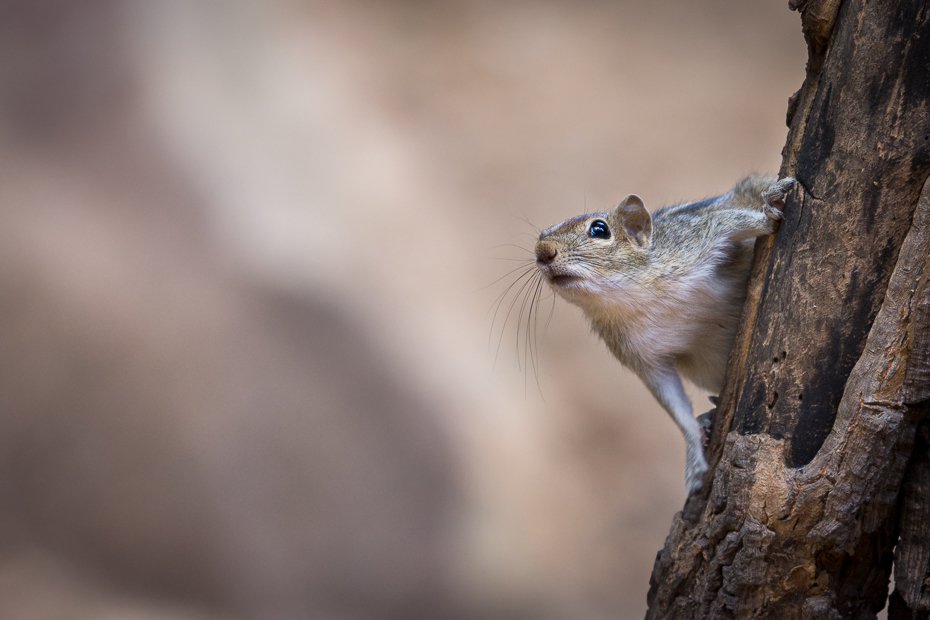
[645,1,930,618]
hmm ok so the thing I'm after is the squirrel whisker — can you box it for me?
[492,267,540,368]
[482,262,537,293]
[491,243,534,254]
[522,273,543,393]
[515,270,541,372]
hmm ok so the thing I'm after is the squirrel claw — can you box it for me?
[762,176,795,219]
[696,410,713,446]
[763,205,784,221]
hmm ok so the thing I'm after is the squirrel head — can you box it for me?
[534,194,652,308]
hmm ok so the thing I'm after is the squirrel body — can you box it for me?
[534,175,794,493]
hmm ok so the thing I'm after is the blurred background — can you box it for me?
[0,1,804,618]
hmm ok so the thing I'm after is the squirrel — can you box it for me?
[534,175,794,493]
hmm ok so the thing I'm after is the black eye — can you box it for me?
[588,219,610,239]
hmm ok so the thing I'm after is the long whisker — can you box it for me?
[515,270,539,372]
[514,211,541,234]
[522,273,537,389]
[484,229,566,396]
[543,286,556,338]
[491,243,534,254]
[488,267,536,350]
[487,266,534,315]
[494,269,539,367]
[528,274,545,396]
[481,263,536,293]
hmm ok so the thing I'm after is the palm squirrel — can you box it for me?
[535,175,794,493]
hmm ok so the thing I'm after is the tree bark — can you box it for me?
[646,1,930,618]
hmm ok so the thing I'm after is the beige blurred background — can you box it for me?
[0,1,804,618]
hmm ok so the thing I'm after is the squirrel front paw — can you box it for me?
[762,176,795,220]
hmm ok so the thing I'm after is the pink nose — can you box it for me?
[535,241,557,265]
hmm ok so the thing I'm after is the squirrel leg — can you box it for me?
[717,177,796,243]
[640,366,708,494]
[715,209,781,242]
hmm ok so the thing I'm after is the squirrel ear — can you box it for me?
[615,194,652,248]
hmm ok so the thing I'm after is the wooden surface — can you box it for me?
[646,1,930,617]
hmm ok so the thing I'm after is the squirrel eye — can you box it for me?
[588,219,611,239]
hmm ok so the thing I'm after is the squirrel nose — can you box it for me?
[535,241,558,265]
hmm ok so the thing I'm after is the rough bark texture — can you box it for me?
[646,1,930,618]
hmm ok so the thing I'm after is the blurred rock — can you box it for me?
[0,1,804,618]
